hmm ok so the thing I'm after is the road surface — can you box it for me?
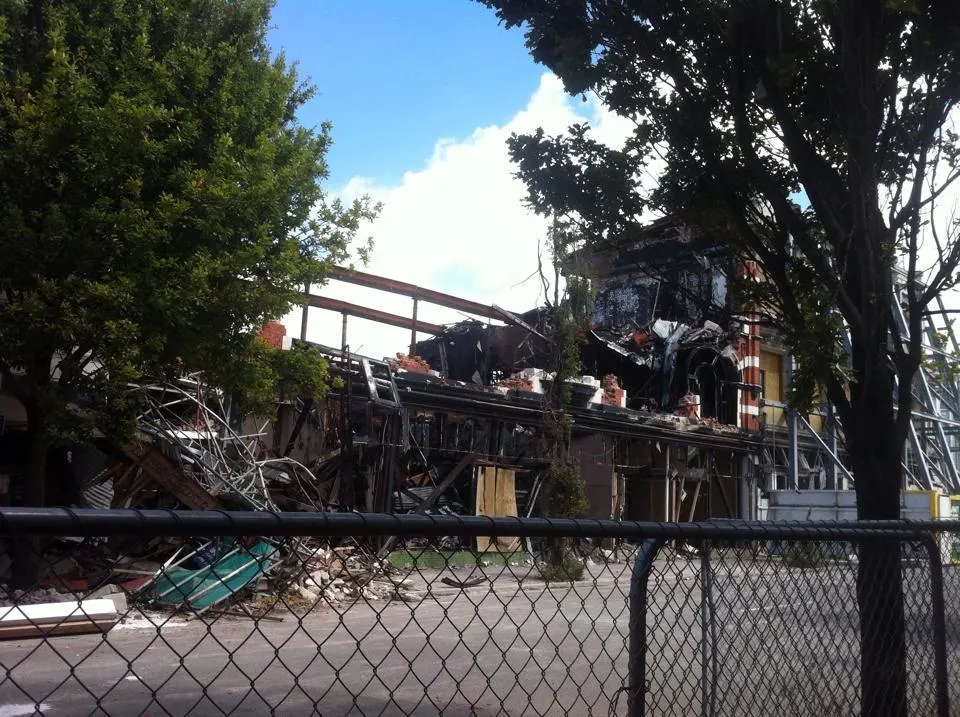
[1,552,957,716]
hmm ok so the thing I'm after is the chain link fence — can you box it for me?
[0,509,956,716]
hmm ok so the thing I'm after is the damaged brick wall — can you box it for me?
[259,321,287,349]
[601,375,625,407]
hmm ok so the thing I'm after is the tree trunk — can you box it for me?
[850,373,908,717]
[10,407,50,590]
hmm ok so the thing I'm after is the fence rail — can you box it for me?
[0,509,958,716]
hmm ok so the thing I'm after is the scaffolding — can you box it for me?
[764,276,960,495]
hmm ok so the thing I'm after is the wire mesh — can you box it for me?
[0,513,955,717]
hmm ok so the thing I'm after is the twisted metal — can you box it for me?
[132,375,325,512]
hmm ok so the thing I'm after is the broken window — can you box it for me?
[674,349,740,424]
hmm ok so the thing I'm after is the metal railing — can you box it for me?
[0,508,957,716]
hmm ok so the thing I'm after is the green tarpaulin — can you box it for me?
[151,540,276,611]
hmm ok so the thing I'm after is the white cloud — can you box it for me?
[282,73,632,360]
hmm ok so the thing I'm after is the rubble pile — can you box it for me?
[2,534,426,628]
[282,545,424,610]
[497,372,536,392]
[601,375,625,407]
[0,373,430,624]
[389,353,431,373]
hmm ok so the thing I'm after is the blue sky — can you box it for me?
[268,1,543,188]
[268,3,629,358]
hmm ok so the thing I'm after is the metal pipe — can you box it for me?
[1,507,951,541]
[410,297,419,356]
[797,416,855,484]
[923,535,950,717]
[627,538,664,717]
[908,421,934,490]
[785,355,799,489]
[826,402,838,489]
[700,542,717,717]
[700,544,709,717]
[892,295,960,489]
[300,283,310,341]
[664,450,671,522]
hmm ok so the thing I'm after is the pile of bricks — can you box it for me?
[677,392,700,418]
[258,321,287,349]
[601,374,625,407]
[498,372,536,392]
[389,353,432,373]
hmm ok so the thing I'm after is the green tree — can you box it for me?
[0,0,377,510]
[538,219,590,579]
[476,1,959,714]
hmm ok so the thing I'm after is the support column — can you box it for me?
[826,402,838,489]
[341,313,348,353]
[739,455,752,519]
[300,282,310,341]
[410,297,419,357]
[785,354,799,490]
[664,449,671,522]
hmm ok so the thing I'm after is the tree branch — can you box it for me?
[728,57,863,334]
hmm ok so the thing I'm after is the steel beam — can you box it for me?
[329,265,520,321]
[892,294,960,489]
[785,354,799,489]
[306,294,444,335]
[300,282,310,341]
[798,415,854,484]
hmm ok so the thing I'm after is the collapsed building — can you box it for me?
[272,220,770,528]
[3,218,958,541]
[287,217,960,527]
[6,217,959,617]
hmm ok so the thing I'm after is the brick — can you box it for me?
[258,321,287,349]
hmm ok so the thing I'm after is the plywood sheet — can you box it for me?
[759,350,784,427]
[475,466,519,552]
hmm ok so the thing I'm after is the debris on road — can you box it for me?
[0,598,119,640]
[440,576,487,589]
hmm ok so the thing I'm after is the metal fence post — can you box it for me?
[700,540,717,717]
[921,535,951,717]
[628,538,664,717]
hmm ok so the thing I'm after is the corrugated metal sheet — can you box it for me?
[81,479,114,510]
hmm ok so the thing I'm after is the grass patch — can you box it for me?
[388,549,526,570]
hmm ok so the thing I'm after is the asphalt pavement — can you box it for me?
[1,554,957,717]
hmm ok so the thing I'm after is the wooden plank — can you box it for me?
[414,453,474,515]
[475,466,491,553]
[377,453,476,559]
[493,469,519,552]
[119,442,221,510]
[687,480,703,522]
[0,619,116,640]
